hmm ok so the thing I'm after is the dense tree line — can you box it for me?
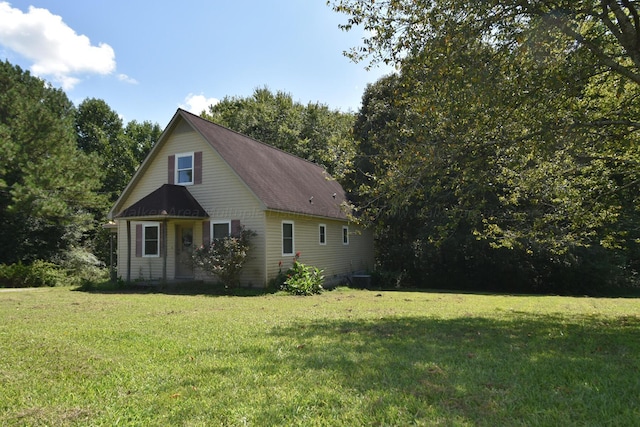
[0,61,160,268]
[0,61,103,264]
[332,0,640,293]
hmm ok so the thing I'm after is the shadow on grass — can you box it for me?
[355,283,640,298]
[264,313,640,425]
[74,279,276,297]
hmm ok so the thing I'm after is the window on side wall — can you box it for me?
[212,221,231,240]
[143,222,160,257]
[175,152,194,185]
[282,221,294,256]
[342,226,349,245]
[319,224,326,245]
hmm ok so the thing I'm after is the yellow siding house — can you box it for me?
[107,109,374,287]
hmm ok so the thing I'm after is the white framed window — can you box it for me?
[319,224,326,245]
[143,222,160,257]
[342,226,349,245]
[175,152,194,185]
[211,220,231,240]
[282,221,294,256]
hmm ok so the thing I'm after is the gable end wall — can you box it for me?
[116,119,266,285]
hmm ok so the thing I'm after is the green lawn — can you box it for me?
[1,286,639,426]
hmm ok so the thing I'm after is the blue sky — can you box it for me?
[0,1,393,125]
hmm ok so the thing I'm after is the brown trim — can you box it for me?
[194,151,202,185]
[231,219,241,237]
[202,220,210,246]
[168,155,175,184]
[135,224,142,257]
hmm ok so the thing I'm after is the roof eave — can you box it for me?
[265,208,349,222]
[115,214,210,221]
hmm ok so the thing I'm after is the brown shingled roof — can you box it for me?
[178,109,348,220]
[117,184,208,219]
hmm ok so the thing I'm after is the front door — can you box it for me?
[175,224,194,278]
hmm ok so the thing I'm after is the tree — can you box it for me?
[76,98,133,203]
[123,120,162,167]
[0,61,103,264]
[202,87,356,179]
[332,1,640,291]
[330,1,640,83]
[75,98,161,265]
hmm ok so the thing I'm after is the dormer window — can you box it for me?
[176,152,194,185]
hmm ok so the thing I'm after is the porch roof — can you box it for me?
[115,184,209,220]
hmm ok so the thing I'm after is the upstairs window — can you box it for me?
[176,152,194,185]
[319,224,326,245]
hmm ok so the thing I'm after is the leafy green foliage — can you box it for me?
[192,228,256,287]
[54,247,108,286]
[0,260,66,288]
[330,1,640,84]
[75,98,161,203]
[282,254,325,295]
[202,87,356,179]
[0,61,104,264]
[333,0,640,292]
[74,99,161,266]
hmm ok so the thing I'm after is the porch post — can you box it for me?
[126,220,131,282]
[162,218,168,282]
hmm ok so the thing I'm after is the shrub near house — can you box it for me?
[192,228,256,288]
[282,252,324,295]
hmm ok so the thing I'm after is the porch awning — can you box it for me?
[115,184,209,219]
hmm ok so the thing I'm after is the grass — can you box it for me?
[1,286,639,426]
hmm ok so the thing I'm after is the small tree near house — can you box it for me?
[192,227,256,288]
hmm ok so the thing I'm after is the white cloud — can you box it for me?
[180,93,220,115]
[0,2,116,89]
[117,73,138,84]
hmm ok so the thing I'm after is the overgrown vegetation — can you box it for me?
[0,261,65,288]
[0,62,159,272]
[281,253,325,295]
[0,248,108,289]
[1,287,638,425]
[332,1,640,293]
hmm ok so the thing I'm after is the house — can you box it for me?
[107,108,374,286]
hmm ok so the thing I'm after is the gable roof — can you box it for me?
[109,109,349,221]
[116,184,208,219]
[179,109,348,220]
